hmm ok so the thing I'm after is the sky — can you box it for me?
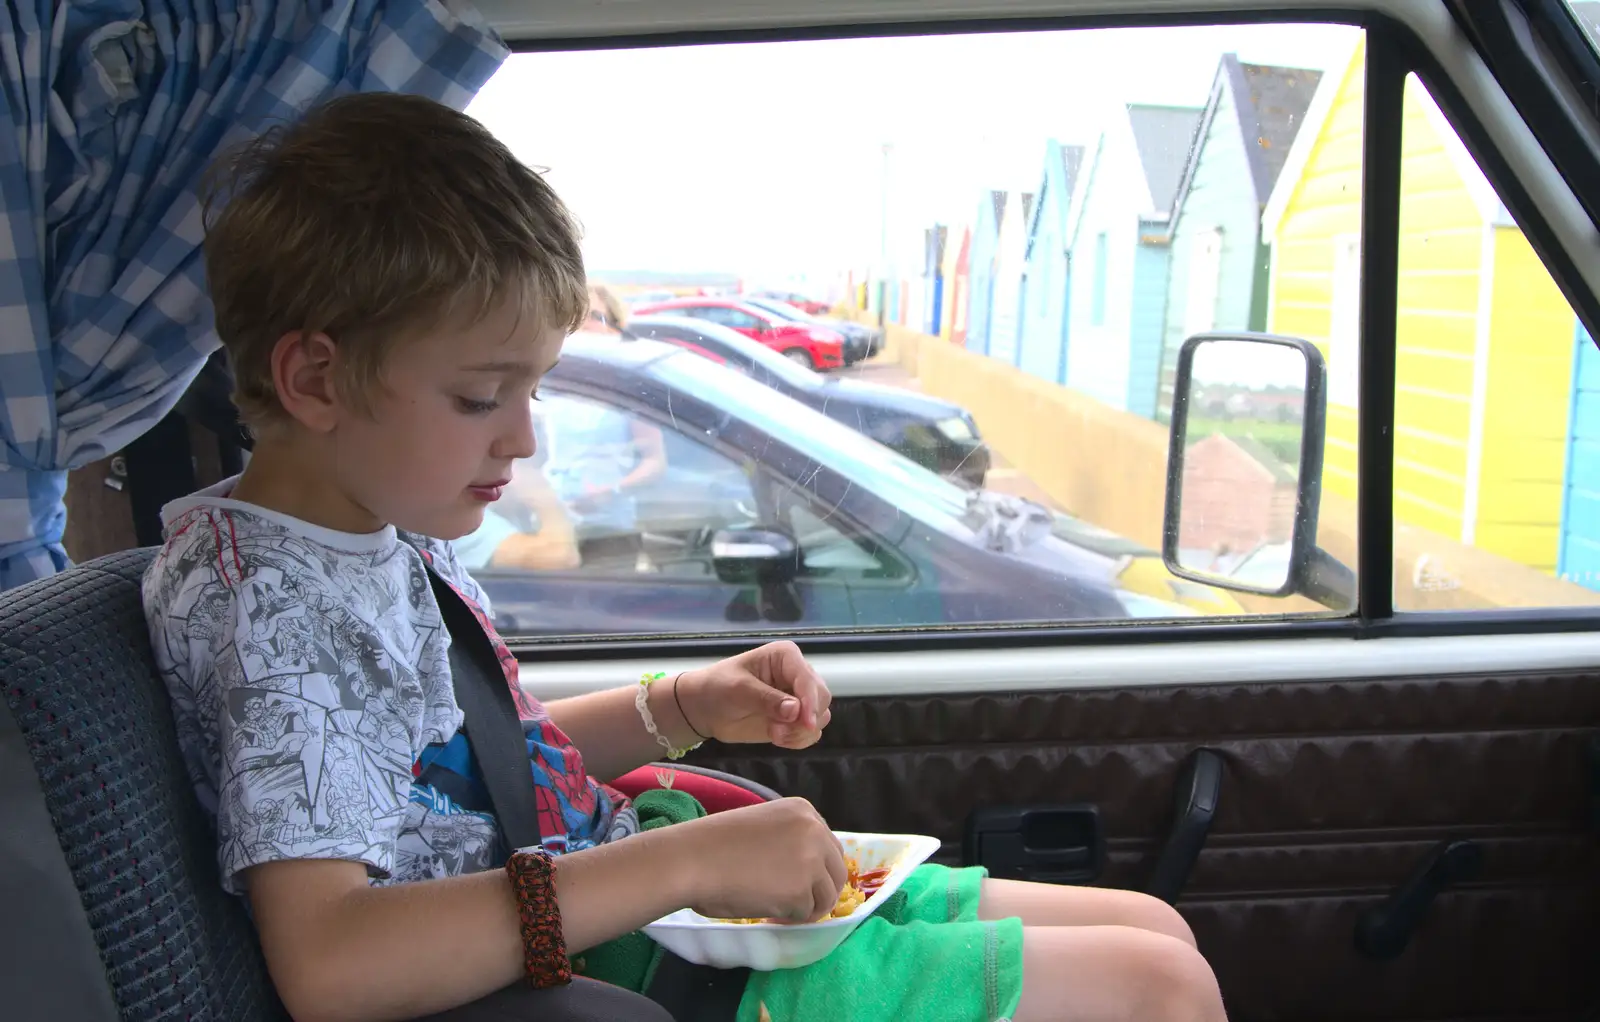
[466,21,1362,290]
[1192,337,1309,391]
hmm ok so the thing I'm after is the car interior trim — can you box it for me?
[518,629,1600,699]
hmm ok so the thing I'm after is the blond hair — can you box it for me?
[202,92,588,427]
[588,283,629,331]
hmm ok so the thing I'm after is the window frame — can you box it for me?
[1449,1,1600,233]
[493,7,1600,660]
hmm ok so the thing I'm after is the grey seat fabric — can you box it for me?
[0,548,767,1021]
[0,549,288,1021]
[0,685,122,1021]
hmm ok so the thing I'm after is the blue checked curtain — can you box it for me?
[0,0,508,589]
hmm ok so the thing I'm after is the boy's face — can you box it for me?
[331,293,565,541]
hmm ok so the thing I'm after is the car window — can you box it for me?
[691,306,743,328]
[1378,74,1600,610]
[461,18,1600,639]
[492,392,762,578]
[782,498,904,581]
[751,299,812,322]
[721,308,764,330]
[648,350,978,525]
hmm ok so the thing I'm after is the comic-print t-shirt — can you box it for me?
[141,477,638,895]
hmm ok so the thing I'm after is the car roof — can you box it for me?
[629,313,753,346]
[557,330,684,371]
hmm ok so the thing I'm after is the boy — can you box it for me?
[143,91,1227,1022]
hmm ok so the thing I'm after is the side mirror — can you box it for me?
[711,526,799,585]
[1161,333,1355,610]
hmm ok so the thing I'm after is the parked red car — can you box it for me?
[748,289,833,316]
[630,296,845,369]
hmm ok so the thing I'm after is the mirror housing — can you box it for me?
[711,526,800,585]
[1161,332,1354,610]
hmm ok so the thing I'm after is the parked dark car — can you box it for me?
[742,295,882,363]
[628,314,990,487]
[469,334,1218,636]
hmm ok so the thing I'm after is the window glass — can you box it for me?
[464,392,761,580]
[465,22,1370,639]
[694,305,762,330]
[680,305,726,325]
[1387,74,1600,610]
[750,298,814,322]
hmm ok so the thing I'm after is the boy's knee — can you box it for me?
[1129,935,1223,1022]
[1128,893,1197,947]
[1113,895,1203,953]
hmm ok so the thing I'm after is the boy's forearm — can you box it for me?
[252,827,695,1022]
[543,678,700,782]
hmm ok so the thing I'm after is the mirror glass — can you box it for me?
[1172,339,1309,594]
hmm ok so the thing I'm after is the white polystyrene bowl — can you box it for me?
[641,831,941,971]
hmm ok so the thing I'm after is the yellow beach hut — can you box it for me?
[1261,34,1576,571]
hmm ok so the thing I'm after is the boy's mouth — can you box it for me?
[467,479,511,501]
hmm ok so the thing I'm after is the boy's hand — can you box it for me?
[679,797,847,923]
[674,640,832,748]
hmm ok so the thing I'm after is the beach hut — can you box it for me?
[1263,35,1576,570]
[1559,322,1600,590]
[1157,54,1321,420]
[1063,103,1203,418]
[922,225,948,335]
[965,190,1007,354]
[938,222,969,342]
[987,190,1034,366]
[1016,140,1086,384]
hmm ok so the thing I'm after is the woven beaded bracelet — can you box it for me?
[635,670,705,761]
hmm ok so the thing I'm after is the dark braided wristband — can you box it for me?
[505,849,571,988]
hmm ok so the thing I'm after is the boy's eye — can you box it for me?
[455,396,499,414]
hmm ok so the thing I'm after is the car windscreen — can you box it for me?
[646,348,977,524]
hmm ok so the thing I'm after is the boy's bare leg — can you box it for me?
[1012,926,1227,1022]
[978,878,1197,946]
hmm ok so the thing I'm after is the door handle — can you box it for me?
[1144,748,1224,904]
[964,804,1105,885]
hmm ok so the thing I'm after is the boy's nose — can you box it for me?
[494,403,538,460]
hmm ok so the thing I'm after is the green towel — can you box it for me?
[571,787,707,991]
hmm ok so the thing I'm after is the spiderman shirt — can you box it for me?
[143,478,638,897]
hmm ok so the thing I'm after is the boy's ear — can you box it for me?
[269,330,342,433]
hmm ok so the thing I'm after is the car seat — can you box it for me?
[0,548,776,1021]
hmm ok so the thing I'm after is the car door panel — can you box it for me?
[662,669,1598,1021]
